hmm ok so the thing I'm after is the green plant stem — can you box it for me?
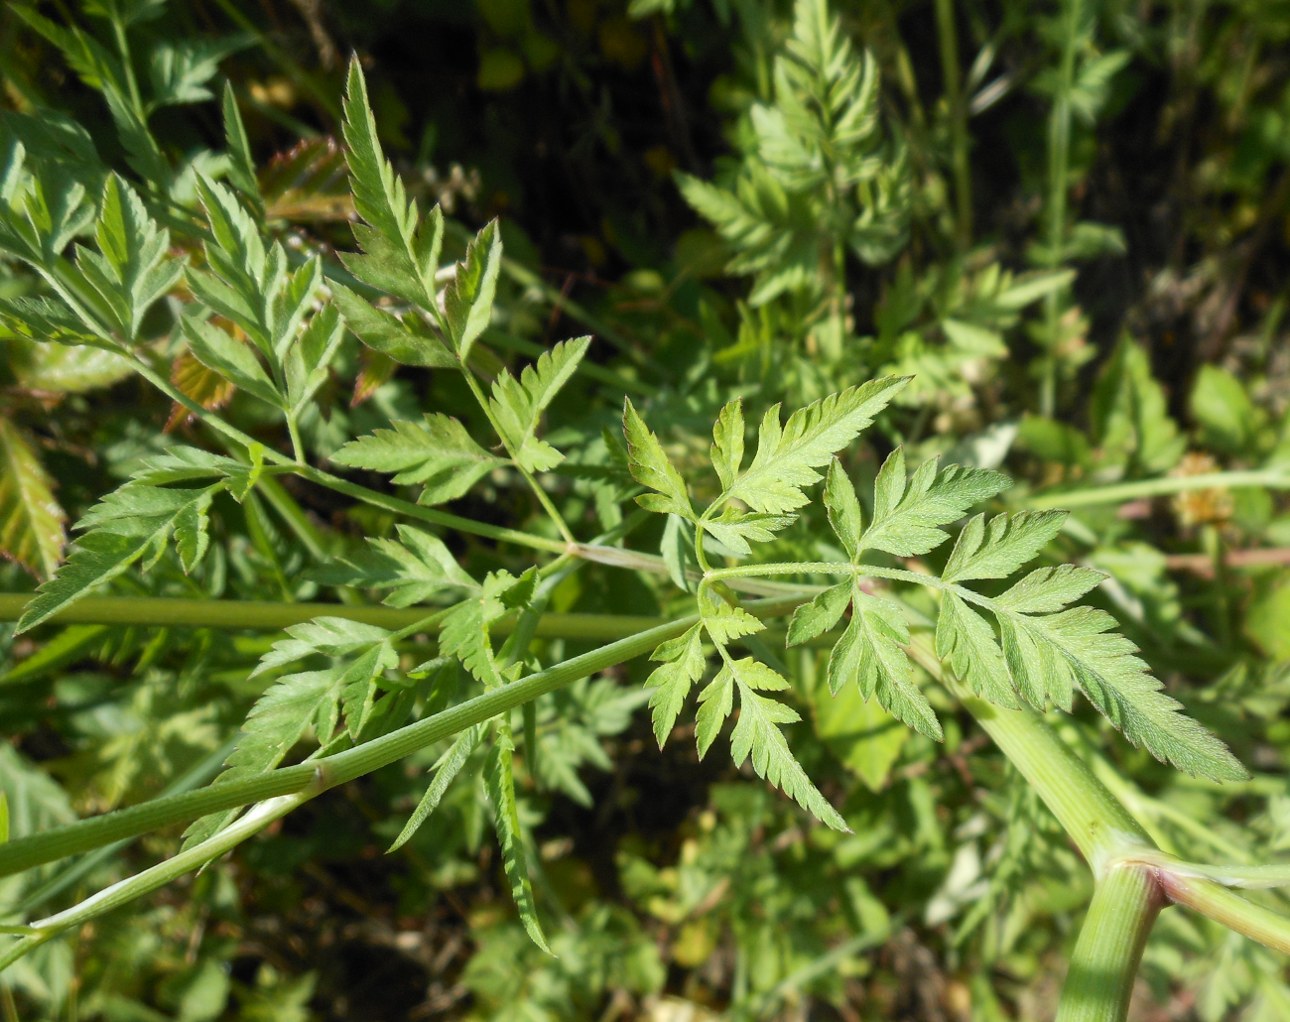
[1157,873,1290,954]
[121,347,576,558]
[1040,0,1081,418]
[906,637,1152,869]
[1055,863,1161,1022]
[1023,468,1290,509]
[0,788,315,971]
[935,0,973,248]
[1,603,818,879]
[460,372,575,543]
[0,593,667,642]
[296,463,573,554]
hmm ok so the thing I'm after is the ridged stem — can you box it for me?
[1055,863,1162,1022]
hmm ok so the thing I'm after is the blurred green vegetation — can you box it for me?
[1,0,1289,1019]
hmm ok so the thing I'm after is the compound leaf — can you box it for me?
[725,656,849,831]
[859,449,1010,557]
[331,281,456,369]
[388,724,484,853]
[622,398,693,519]
[341,59,441,310]
[332,414,506,505]
[725,377,908,514]
[710,397,745,491]
[644,624,705,747]
[17,481,223,632]
[442,220,502,363]
[935,591,1018,708]
[488,336,591,472]
[942,510,1068,583]
[486,721,551,954]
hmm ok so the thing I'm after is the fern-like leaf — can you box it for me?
[724,376,908,514]
[723,656,849,831]
[332,414,507,506]
[76,174,181,340]
[184,618,397,846]
[441,220,502,363]
[341,59,441,310]
[859,448,1010,557]
[488,336,591,472]
[439,568,537,690]
[17,481,223,632]
[643,624,705,747]
[320,525,478,608]
[486,721,551,954]
[622,397,693,519]
[388,724,484,852]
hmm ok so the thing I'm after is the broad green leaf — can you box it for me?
[813,683,909,792]
[9,339,132,392]
[1090,338,1186,475]
[644,624,705,746]
[859,449,1010,557]
[387,724,484,852]
[341,60,442,310]
[17,481,223,632]
[1191,365,1263,455]
[725,377,909,514]
[486,722,551,953]
[941,510,1067,583]
[331,414,507,505]
[331,281,457,368]
[622,398,693,519]
[488,336,591,471]
[0,417,66,578]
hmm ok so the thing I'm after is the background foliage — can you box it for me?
[1,0,1289,1018]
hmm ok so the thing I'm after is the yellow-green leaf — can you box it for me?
[0,417,66,579]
